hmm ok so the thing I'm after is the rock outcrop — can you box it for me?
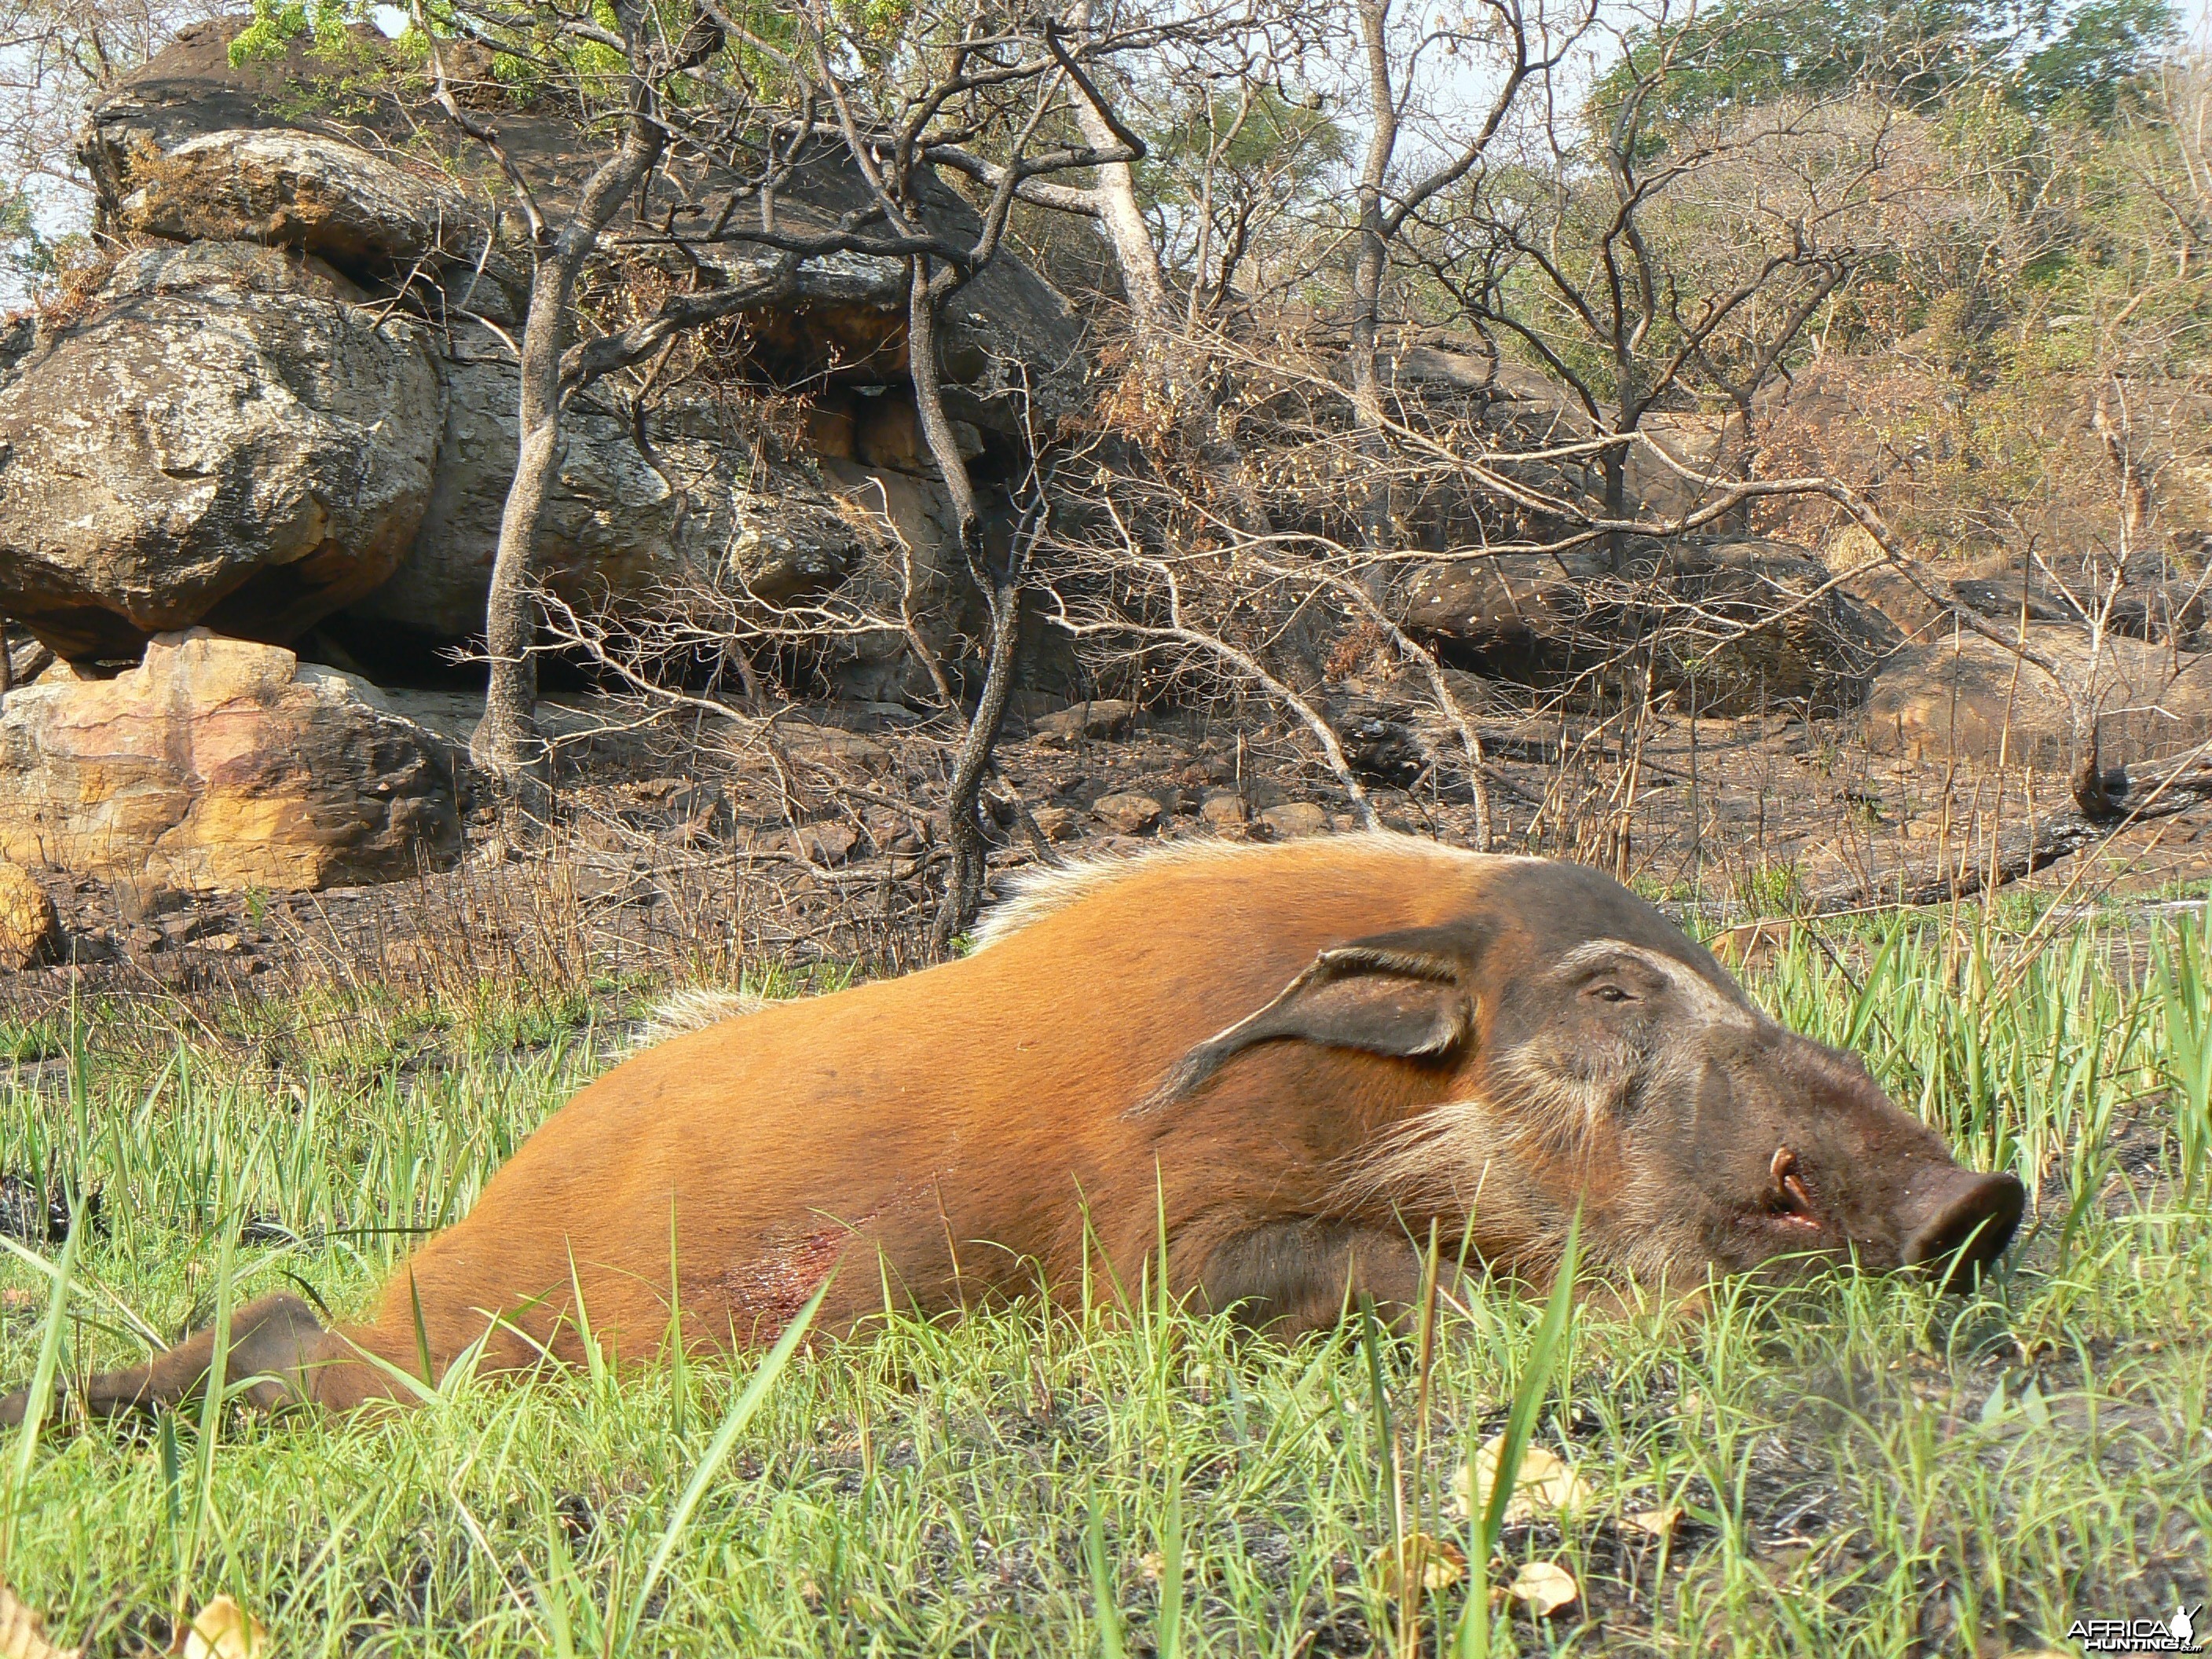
[1402,537,1899,715]
[0,241,440,657]
[1862,624,2212,767]
[0,631,458,892]
[80,22,1087,430]
[117,126,528,314]
[350,328,867,639]
[1654,538,1901,710]
[0,17,1086,671]
[1401,548,1617,687]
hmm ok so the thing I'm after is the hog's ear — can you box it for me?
[1133,926,1479,1115]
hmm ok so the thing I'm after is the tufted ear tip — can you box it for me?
[1129,925,1483,1117]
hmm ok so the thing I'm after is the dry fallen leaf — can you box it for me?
[1368,1533,1467,1602]
[0,1584,81,1659]
[1451,1437,1594,1525]
[1137,1551,1166,1584]
[1622,1504,1683,1540]
[180,1596,264,1659]
[1502,1559,1578,1618]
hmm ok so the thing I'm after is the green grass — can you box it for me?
[0,918,2207,1656]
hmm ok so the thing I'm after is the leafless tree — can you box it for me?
[425,0,1146,936]
[1342,0,1588,568]
[412,0,743,787]
[1427,25,1894,565]
[0,0,219,294]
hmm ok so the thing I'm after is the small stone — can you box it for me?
[109,880,188,925]
[1090,793,1163,835]
[1028,806,1082,843]
[1032,698,1138,745]
[0,862,60,970]
[790,822,859,866]
[1198,789,1248,827]
[1258,801,1331,839]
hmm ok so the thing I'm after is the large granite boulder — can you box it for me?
[118,126,528,314]
[1401,548,1617,686]
[1402,537,1898,715]
[0,241,439,658]
[81,21,1086,430]
[38,20,1086,669]
[0,630,458,892]
[1862,623,2212,767]
[350,327,869,639]
[1651,538,1902,711]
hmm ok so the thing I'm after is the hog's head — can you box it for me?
[1155,859,2023,1287]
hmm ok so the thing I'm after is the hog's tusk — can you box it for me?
[1770,1146,1820,1225]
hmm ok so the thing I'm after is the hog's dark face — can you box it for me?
[1469,869,2025,1285]
[1151,856,2023,1290]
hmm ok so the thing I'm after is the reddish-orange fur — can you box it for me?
[2,832,2023,1423]
[311,836,1504,1400]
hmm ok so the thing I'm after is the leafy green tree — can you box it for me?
[1595,0,2175,127]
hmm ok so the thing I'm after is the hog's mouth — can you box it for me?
[1757,1145,1826,1235]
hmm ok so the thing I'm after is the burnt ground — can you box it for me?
[2,686,2206,1030]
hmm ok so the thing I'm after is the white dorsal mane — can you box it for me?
[969,831,1481,950]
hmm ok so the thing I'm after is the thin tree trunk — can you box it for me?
[474,294,562,782]
[906,256,1026,947]
[1348,0,1399,593]
[1602,443,1630,568]
[1066,5,1269,538]
[472,115,666,789]
[1068,75,1177,363]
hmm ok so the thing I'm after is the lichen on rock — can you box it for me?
[0,630,459,892]
[0,243,440,658]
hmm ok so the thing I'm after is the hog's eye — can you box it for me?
[1589,983,1635,1004]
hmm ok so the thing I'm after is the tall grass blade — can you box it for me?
[624,1276,827,1644]
[0,1208,81,1564]
[1086,1496,1129,1659]
[1457,1213,1581,1659]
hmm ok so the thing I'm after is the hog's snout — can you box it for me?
[1896,1164,2025,1282]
